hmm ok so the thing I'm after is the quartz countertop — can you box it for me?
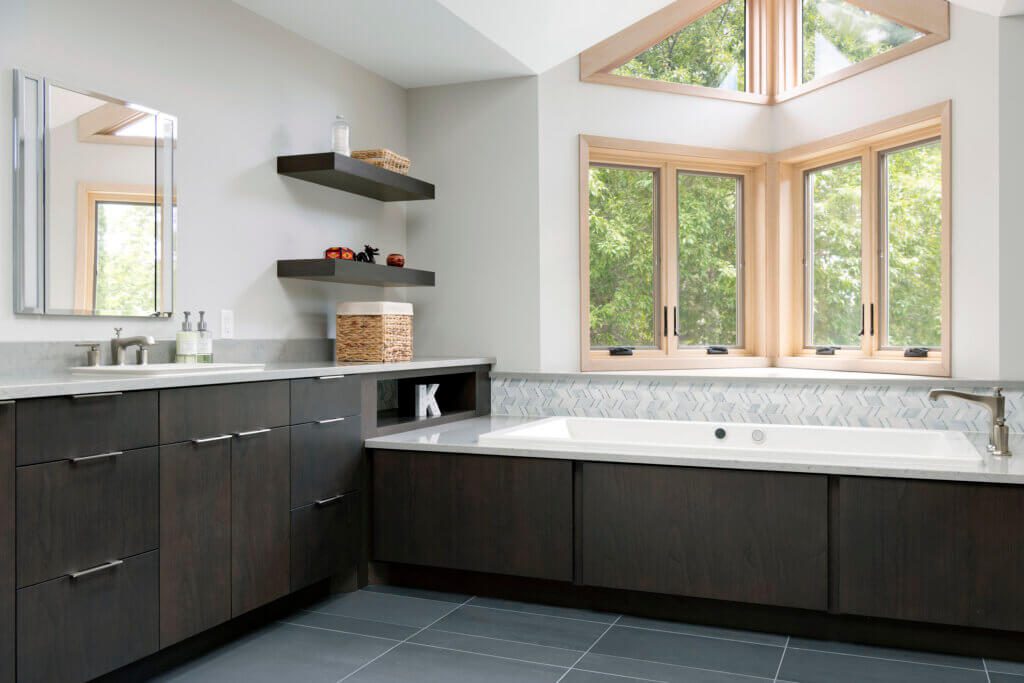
[364,415,1024,485]
[0,357,494,401]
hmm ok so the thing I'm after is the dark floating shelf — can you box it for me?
[277,153,435,202]
[277,259,435,287]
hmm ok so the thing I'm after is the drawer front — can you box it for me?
[291,417,362,509]
[17,550,159,683]
[16,390,158,466]
[160,381,290,443]
[17,447,159,588]
[290,375,361,424]
[1,402,13,683]
[290,491,358,592]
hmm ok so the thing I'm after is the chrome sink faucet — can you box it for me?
[110,327,157,366]
[928,387,1012,457]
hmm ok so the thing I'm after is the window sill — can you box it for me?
[582,355,771,373]
[503,366,963,385]
[775,355,949,378]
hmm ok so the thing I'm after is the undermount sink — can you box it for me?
[70,362,265,377]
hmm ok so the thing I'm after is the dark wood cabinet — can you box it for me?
[291,376,361,424]
[838,476,1024,631]
[16,390,158,465]
[291,417,362,508]
[579,463,829,610]
[159,439,232,647]
[0,401,14,683]
[291,491,360,591]
[159,381,290,444]
[17,550,159,683]
[372,450,573,581]
[232,427,291,616]
[17,447,159,588]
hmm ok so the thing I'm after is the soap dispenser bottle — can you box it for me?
[175,311,198,363]
[196,311,213,363]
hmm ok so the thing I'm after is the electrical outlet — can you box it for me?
[220,309,235,339]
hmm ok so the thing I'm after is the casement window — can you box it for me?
[777,102,950,375]
[581,136,768,371]
[580,0,949,104]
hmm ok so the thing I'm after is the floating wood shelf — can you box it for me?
[277,259,435,287]
[277,153,435,202]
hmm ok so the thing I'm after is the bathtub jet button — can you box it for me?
[714,428,727,440]
[751,429,766,444]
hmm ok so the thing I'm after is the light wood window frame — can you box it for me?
[775,102,951,376]
[580,135,770,371]
[579,0,949,105]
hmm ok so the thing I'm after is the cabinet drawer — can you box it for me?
[160,381,290,443]
[290,375,361,424]
[291,417,362,508]
[290,491,358,592]
[17,550,159,683]
[17,447,158,588]
[16,390,158,466]
[1,402,13,683]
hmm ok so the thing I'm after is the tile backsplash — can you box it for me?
[492,375,1024,434]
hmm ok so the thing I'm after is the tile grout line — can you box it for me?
[333,594,474,683]
[571,667,669,683]
[786,646,987,673]
[773,636,790,682]
[399,641,567,670]
[983,658,992,683]
[465,597,620,625]
[555,614,621,683]
[277,620,403,642]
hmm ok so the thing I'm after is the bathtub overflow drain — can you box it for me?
[751,429,766,444]
[714,428,727,440]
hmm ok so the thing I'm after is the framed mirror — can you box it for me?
[13,70,177,317]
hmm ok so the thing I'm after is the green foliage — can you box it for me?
[94,201,157,316]
[802,0,921,83]
[678,173,739,347]
[614,0,746,91]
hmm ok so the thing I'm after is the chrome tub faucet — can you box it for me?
[928,387,1012,457]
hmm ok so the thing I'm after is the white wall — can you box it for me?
[998,16,1024,379]
[406,78,542,371]
[0,0,408,342]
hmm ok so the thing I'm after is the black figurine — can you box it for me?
[355,245,380,263]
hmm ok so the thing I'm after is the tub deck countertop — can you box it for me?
[364,415,1024,485]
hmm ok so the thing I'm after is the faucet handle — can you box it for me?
[113,327,123,339]
[75,343,101,367]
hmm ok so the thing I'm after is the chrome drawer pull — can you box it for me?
[235,428,271,438]
[70,450,122,464]
[314,493,344,507]
[316,417,346,425]
[71,391,123,400]
[192,434,233,445]
[316,375,347,380]
[69,559,123,580]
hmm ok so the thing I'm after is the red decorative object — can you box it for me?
[325,247,343,259]
[340,247,356,260]
[386,253,406,267]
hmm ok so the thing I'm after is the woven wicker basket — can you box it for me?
[351,148,411,175]
[335,302,413,363]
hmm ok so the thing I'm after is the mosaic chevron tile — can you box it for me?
[491,376,1024,434]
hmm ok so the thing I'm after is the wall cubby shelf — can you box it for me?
[277,153,435,202]
[277,259,435,287]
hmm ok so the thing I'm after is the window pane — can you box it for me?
[882,141,942,348]
[589,165,658,348]
[678,172,741,347]
[806,160,862,347]
[613,0,746,91]
[802,0,923,83]
[94,201,157,316]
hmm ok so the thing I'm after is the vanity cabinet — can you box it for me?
[291,490,360,591]
[838,476,1024,631]
[372,450,573,581]
[291,417,362,508]
[1,402,14,683]
[158,381,290,444]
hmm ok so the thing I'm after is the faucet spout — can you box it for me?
[929,388,1011,457]
[110,332,157,366]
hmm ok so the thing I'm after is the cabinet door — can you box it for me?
[159,439,231,647]
[580,463,828,610]
[838,477,1024,631]
[372,450,573,581]
[232,427,290,617]
[291,491,359,591]
[0,402,13,683]
[291,417,362,508]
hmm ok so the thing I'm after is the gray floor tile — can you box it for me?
[989,660,1024,675]
[412,627,584,667]
[308,588,460,628]
[344,642,567,682]
[788,637,983,670]
[433,604,612,651]
[992,674,1024,682]
[590,625,783,679]
[282,609,417,640]
[560,670,652,682]
[153,623,395,682]
[576,653,774,683]
[617,615,788,647]
[469,595,619,624]
[363,583,471,604]
[779,647,989,683]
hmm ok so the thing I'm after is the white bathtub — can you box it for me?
[478,417,982,470]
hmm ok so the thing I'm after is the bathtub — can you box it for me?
[478,416,982,470]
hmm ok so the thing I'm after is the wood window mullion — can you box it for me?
[662,163,679,357]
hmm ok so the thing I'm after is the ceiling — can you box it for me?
[233,0,1024,89]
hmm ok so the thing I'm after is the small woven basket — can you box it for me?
[335,302,413,363]
[351,148,411,175]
